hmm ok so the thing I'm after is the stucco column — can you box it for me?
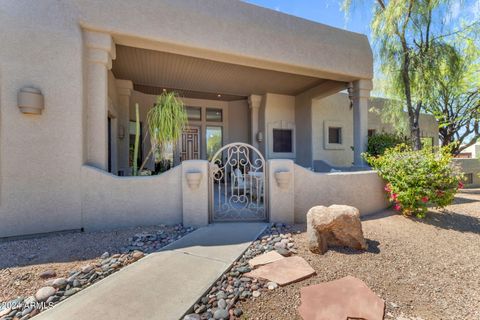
[84,30,116,170]
[182,160,209,226]
[248,95,262,149]
[116,79,133,175]
[352,79,372,167]
[268,159,294,224]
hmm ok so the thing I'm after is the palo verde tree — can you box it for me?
[344,0,479,150]
[424,39,480,155]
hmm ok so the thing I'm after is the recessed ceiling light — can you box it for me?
[217,94,221,98]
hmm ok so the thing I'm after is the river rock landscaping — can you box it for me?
[182,223,302,320]
[0,224,193,320]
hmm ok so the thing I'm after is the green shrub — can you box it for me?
[364,144,464,218]
[366,132,405,157]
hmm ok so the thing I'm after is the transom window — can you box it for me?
[273,129,293,153]
[206,108,223,122]
[328,127,342,144]
[186,106,201,121]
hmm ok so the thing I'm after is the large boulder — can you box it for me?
[307,205,367,254]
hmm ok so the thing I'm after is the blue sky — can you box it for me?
[244,0,480,41]
[243,0,374,37]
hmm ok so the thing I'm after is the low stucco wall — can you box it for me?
[81,165,182,231]
[293,165,388,223]
[453,158,480,186]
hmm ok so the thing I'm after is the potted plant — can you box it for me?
[133,92,188,175]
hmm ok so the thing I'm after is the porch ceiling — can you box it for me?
[112,45,331,100]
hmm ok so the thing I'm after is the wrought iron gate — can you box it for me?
[209,143,268,222]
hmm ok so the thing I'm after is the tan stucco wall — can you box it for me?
[0,2,84,237]
[228,99,250,144]
[312,93,354,166]
[311,93,439,167]
[295,92,313,167]
[294,165,388,223]
[295,81,349,167]
[453,159,480,187]
[81,165,182,231]
[263,93,296,159]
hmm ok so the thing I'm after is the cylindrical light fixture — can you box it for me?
[18,87,44,114]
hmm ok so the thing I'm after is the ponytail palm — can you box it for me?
[147,92,188,163]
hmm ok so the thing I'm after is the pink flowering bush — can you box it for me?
[365,144,464,218]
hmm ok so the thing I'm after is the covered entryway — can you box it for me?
[209,143,268,222]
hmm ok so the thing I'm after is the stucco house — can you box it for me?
[0,1,437,238]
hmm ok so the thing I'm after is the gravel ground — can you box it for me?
[238,189,480,320]
[0,224,192,304]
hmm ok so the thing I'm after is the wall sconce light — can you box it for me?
[256,131,263,143]
[18,87,44,114]
[118,125,125,140]
[347,82,354,109]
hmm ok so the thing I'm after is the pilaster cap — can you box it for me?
[248,94,263,109]
[84,30,116,69]
[115,79,134,96]
[352,79,373,98]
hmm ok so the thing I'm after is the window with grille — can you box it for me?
[328,127,342,144]
[273,129,293,153]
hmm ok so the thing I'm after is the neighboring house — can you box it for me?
[457,142,480,159]
[2,1,395,237]
[454,142,480,186]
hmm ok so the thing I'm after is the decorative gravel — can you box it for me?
[237,189,480,320]
[183,223,301,320]
[0,224,194,319]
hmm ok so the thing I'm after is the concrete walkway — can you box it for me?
[35,223,267,320]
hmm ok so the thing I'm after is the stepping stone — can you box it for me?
[245,256,315,286]
[298,276,385,320]
[248,250,285,268]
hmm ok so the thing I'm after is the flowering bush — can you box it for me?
[364,144,464,218]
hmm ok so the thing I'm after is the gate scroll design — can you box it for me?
[209,143,268,222]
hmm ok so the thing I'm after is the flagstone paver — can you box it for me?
[245,256,315,286]
[248,250,285,268]
[298,276,385,320]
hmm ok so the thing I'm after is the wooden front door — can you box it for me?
[180,127,200,161]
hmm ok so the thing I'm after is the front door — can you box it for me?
[180,126,200,162]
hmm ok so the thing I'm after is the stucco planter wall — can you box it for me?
[293,165,388,223]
